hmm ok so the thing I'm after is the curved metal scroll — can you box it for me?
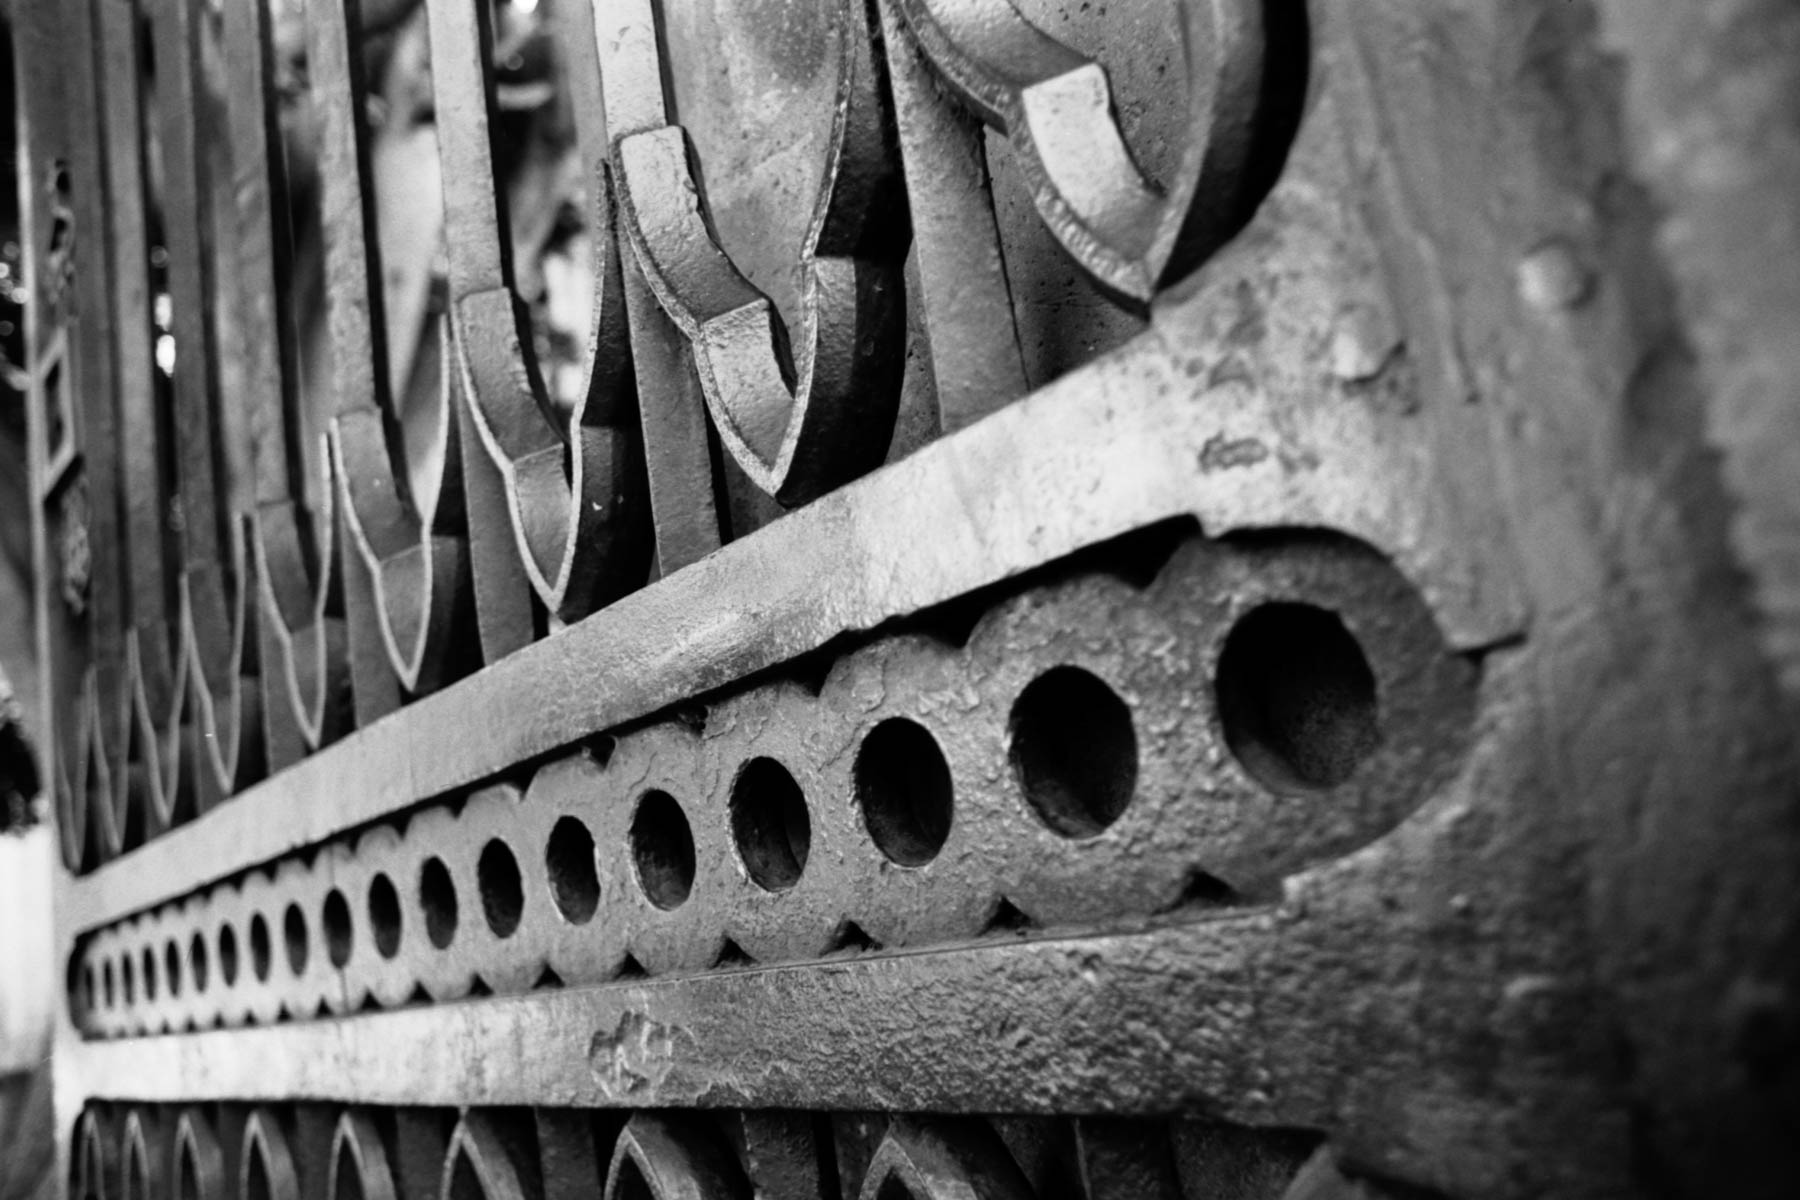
[153,0,260,817]
[600,0,909,508]
[70,1109,114,1200]
[121,1110,160,1200]
[425,0,647,622]
[442,1113,534,1200]
[221,0,352,772]
[859,1119,1034,1200]
[604,1115,751,1200]
[240,1110,303,1200]
[310,0,470,699]
[173,1109,229,1200]
[329,1111,401,1200]
[894,0,1267,309]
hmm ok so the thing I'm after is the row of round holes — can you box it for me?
[79,606,1378,1012]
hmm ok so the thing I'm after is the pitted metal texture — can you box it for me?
[68,1100,1348,1200]
[68,525,1477,1038]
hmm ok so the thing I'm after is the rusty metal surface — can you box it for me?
[66,528,1476,1037]
[13,0,1800,1198]
[66,1103,1332,1200]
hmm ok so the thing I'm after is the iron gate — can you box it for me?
[16,1,1800,1198]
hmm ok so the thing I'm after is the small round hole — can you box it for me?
[283,903,309,975]
[103,960,115,1008]
[368,874,403,959]
[420,857,459,949]
[630,790,695,910]
[323,889,353,968]
[1215,602,1379,790]
[730,757,811,892]
[164,941,181,997]
[855,718,954,866]
[83,964,96,1012]
[121,954,134,1005]
[142,947,157,1001]
[249,914,272,982]
[477,840,525,938]
[1009,665,1138,837]
[545,817,601,924]
[218,924,238,986]
[189,933,208,993]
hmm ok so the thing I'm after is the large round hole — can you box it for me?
[368,873,403,959]
[249,914,272,981]
[545,816,601,924]
[730,757,812,892]
[283,903,309,976]
[478,840,525,938]
[189,933,208,993]
[217,924,238,987]
[630,790,696,910]
[1215,602,1379,790]
[142,947,157,1001]
[1009,666,1138,837]
[855,718,954,866]
[420,857,459,949]
[323,888,354,968]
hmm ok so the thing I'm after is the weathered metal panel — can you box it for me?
[18,1,1800,1197]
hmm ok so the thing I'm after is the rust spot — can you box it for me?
[1198,435,1271,473]
[588,1010,697,1098]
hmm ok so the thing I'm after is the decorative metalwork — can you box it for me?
[67,528,1476,1038]
[28,0,1310,874]
[23,1,1799,1199]
[70,1104,1327,1200]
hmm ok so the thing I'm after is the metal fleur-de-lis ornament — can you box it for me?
[427,0,649,623]
[599,0,910,508]
[894,0,1268,310]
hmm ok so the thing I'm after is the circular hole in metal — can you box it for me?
[1215,602,1379,790]
[477,839,525,938]
[420,857,459,949]
[323,888,354,968]
[165,940,182,997]
[249,914,272,981]
[283,903,309,975]
[142,946,157,1001]
[730,757,811,892]
[121,954,134,1005]
[189,932,208,993]
[218,923,238,986]
[102,960,114,1009]
[1009,665,1138,837]
[545,816,601,924]
[855,718,954,866]
[368,873,403,959]
[82,963,96,1012]
[630,790,695,910]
